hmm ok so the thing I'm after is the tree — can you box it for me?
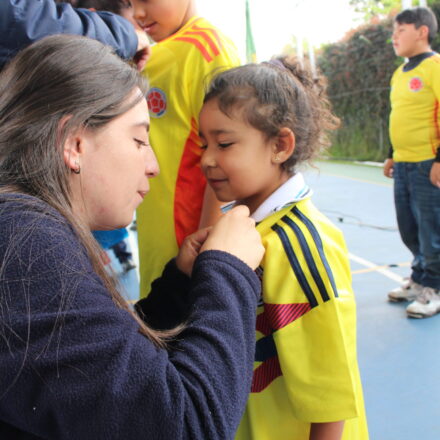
[317,0,440,161]
[349,0,402,19]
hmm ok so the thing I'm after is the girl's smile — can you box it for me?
[207,177,229,189]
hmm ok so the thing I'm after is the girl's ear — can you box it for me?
[272,127,295,164]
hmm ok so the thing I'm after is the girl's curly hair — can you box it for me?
[204,56,340,174]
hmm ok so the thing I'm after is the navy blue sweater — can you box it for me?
[0,0,138,70]
[0,194,260,439]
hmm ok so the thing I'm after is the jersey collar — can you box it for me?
[403,51,436,72]
[221,173,312,222]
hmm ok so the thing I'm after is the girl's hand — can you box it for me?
[201,205,264,270]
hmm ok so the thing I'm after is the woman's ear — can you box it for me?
[272,127,295,164]
[61,117,84,175]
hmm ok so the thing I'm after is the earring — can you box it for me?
[72,162,81,174]
[274,155,281,163]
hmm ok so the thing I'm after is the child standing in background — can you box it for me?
[131,0,240,296]
[384,6,440,317]
[199,59,369,440]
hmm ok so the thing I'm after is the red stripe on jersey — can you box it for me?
[184,30,220,56]
[251,356,282,393]
[257,303,310,335]
[265,303,311,330]
[193,24,223,51]
[174,36,213,62]
[174,118,206,246]
[256,311,271,336]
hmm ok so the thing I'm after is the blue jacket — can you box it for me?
[93,228,129,249]
[0,0,138,69]
[0,193,260,439]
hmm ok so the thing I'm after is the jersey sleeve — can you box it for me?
[261,208,361,423]
[182,28,241,124]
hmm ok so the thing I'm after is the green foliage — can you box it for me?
[349,0,401,20]
[318,1,440,161]
[431,2,440,50]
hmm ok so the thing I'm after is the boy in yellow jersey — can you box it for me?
[131,0,240,296]
[384,7,440,318]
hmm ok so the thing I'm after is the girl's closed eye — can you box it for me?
[134,138,150,148]
[218,142,233,148]
[199,143,233,150]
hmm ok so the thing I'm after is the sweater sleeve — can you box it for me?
[0,200,260,440]
[0,0,137,69]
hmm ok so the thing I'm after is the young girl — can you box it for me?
[199,58,369,440]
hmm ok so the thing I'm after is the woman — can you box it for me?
[0,35,264,439]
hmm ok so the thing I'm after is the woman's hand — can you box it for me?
[176,205,264,276]
[176,227,211,276]
[201,205,264,270]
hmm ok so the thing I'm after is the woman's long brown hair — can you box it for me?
[0,35,176,348]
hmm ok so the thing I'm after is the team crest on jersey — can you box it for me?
[147,87,167,118]
[409,76,423,92]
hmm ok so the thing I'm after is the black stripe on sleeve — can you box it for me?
[291,206,339,298]
[282,216,330,303]
[255,334,277,362]
[271,224,318,308]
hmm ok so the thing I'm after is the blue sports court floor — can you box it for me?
[109,160,440,440]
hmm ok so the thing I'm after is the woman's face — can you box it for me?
[69,93,159,230]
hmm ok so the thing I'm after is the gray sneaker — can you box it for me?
[388,278,423,302]
[406,287,440,318]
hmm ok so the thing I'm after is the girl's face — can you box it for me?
[199,99,288,214]
[69,93,159,230]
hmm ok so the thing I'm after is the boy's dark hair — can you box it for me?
[75,0,130,14]
[204,58,340,174]
[395,6,438,44]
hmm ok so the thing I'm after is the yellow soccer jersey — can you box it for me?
[389,53,440,162]
[136,17,240,296]
[236,199,369,440]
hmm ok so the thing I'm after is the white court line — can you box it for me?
[348,252,404,283]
